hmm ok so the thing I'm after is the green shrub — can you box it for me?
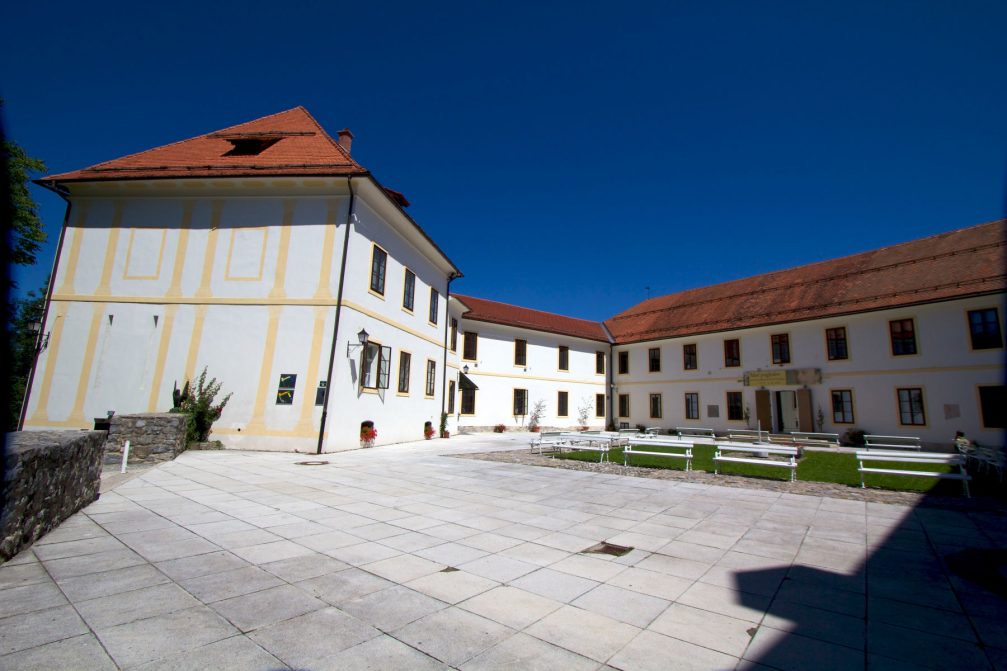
[170,368,232,443]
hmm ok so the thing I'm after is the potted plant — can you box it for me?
[494,424,506,433]
[439,412,450,438]
[424,421,435,440]
[360,421,377,448]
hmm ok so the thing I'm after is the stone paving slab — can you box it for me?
[0,432,1004,669]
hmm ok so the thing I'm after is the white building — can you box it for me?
[24,107,1006,451]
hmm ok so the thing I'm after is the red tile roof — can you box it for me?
[39,107,367,185]
[455,294,611,343]
[605,219,1007,343]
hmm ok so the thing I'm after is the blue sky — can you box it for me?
[3,1,1005,320]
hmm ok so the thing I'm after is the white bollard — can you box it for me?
[121,440,130,474]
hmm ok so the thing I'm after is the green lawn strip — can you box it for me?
[553,442,962,493]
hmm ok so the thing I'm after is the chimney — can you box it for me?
[337,128,354,155]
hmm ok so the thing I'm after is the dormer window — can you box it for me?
[223,138,280,156]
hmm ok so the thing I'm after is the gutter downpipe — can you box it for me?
[439,274,458,425]
[316,177,357,454]
[18,185,72,431]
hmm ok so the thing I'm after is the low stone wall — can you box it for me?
[2,430,106,561]
[105,413,188,462]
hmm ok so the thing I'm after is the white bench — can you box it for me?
[856,450,971,497]
[675,427,717,441]
[713,442,799,481]
[728,429,771,443]
[624,437,693,470]
[530,432,563,454]
[864,435,922,451]
[789,432,840,448]
[554,440,611,463]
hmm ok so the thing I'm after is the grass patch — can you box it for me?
[554,443,971,494]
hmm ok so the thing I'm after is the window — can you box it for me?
[558,346,569,371]
[450,318,458,352]
[369,245,387,295]
[447,380,456,414]
[424,360,436,397]
[276,374,296,404]
[514,339,527,366]
[724,339,741,367]
[897,388,925,425]
[513,389,528,416]
[684,393,699,420]
[618,394,630,417]
[402,269,415,311]
[596,351,605,375]
[726,391,743,420]
[558,391,569,417]
[978,386,1006,428]
[649,393,662,419]
[595,394,606,418]
[618,351,629,374]
[683,344,697,370]
[397,351,411,394]
[460,387,475,414]
[826,327,848,360]
[648,347,661,372]
[968,308,1003,349]
[361,343,391,390]
[463,332,478,360]
[428,288,439,324]
[889,319,917,356]
[771,334,790,364]
[315,381,327,406]
[831,390,854,424]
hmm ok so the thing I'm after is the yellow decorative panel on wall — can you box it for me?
[225,228,268,281]
[123,228,167,280]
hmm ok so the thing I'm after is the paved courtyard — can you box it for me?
[1,433,1005,670]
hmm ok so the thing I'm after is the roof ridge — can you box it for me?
[295,106,355,164]
[608,219,1007,323]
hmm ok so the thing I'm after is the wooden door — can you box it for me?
[796,388,814,432]
[755,389,772,432]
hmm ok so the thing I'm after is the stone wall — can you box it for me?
[2,430,106,561]
[105,413,189,462]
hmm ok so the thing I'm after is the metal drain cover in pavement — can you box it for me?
[294,460,330,466]
[581,542,634,557]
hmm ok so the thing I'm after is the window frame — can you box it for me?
[460,386,476,415]
[558,345,569,371]
[557,391,569,417]
[896,387,926,426]
[428,287,439,325]
[649,393,663,419]
[648,347,661,373]
[617,351,629,375]
[771,334,791,365]
[830,389,854,424]
[447,379,456,414]
[514,339,527,367]
[369,244,387,296]
[826,327,848,361]
[397,350,411,394]
[450,318,458,352]
[683,343,697,370]
[684,392,699,420]
[724,339,741,368]
[967,308,1003,350]
[618,394,630,418]
[513,388,528,416]
[424,359,436,398]
[402,269,415,312]
[462,331,478,361]
[596,351,605,375]
[726,391,744,421]
[361,341,391,391]
[889,318,918,356]
[595,393,606,418]
[978,385,1006,429]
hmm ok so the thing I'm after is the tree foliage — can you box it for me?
[2,100,47,267]
[171,367,233,443]
[5,284,46,430]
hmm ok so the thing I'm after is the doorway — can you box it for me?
[775,391,799,433]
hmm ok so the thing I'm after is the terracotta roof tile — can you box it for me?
[455,294,610,343]
[39,107,367,184]
[605,219,1007,343]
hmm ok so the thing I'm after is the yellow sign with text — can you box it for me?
[745,370,788,386]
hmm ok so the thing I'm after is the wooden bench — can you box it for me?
[675,427,717,442]
[713,441,799,481]
[856,450,971,497]
[624,437,693,471]
[864,435,922,451]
